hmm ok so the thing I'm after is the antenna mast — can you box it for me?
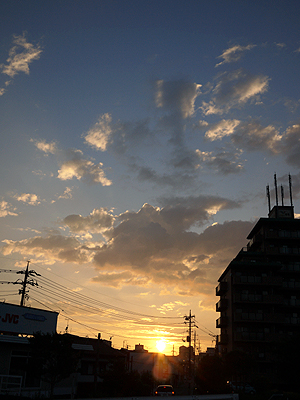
[266,185,271,213]
[274,174,278,206]
[289,173,293,206]
[281,185,284,206]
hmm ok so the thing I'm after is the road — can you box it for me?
[75,394,239,400]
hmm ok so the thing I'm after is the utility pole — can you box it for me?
[0,261,40,305]
[17,261,40,306]
[20,261,30,306]
[184,310,195,395]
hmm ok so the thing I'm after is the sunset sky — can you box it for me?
[1,0,300,354]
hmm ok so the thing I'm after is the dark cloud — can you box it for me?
[155,79,201,118]
[195,147,244,175]
[282,123,300,167]
[0,196,253,296]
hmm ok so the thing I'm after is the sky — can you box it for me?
[1,0,300,355]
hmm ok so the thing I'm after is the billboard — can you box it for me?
[0,302,58,335]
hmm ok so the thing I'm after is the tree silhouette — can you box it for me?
[29,332,77,399]
[195,355,227,393]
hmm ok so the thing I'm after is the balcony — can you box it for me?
[216,316,228,328]
[233,293,284,305]
[216,281,227,296]
[234,331,264,342]
[216,298,228,312]
[234,312,286,323]
[247,233,263,250]
[233,275,283,286]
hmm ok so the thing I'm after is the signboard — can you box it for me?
[0,302,58,335]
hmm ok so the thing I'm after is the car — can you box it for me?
[228,382,256,394]
[154,385,175,396]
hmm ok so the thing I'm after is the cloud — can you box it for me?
[63,208,115,235]
[275,42,286,49]
[90,198,243,292]
[0,32,42,93]
[201,69,269,115]
[0,201,18,217]
[282,124,300,167]
[84,113,152,155]
[195,148,244,175]
[1,234,92,264]
[205,119,241,140]
[91,203,251,294]
[14,193,41,205]
[31,139,57,155]
[231,120,282,154]
[129,160,198,189]
[216,44,256,67]
[84,113,112,151]
[0,198,253,296]
[57,150,112,185]
[155,79,201,118]
[57,187,73,200]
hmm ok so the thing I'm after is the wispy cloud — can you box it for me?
[216,44,256,67]
[202,69,269,115]
[14,193,41,206]
[275,42,286,49]
[205,119,241,140]
[0,201,18,218]
[53,186,74,202]
[31,139,57,155]
[195,148,244,175]
[0,32,42,95]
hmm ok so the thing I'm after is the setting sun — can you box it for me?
[156,339,166,353]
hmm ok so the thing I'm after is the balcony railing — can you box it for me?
[234,312,286,323]
[216,281,227,296]
[216,316,228,328]
[233,293,284,304]
[216,298,228,311]
[233,276,283,285]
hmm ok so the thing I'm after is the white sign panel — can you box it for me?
[0,302,58,335]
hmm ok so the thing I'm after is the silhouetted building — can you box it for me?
[216,175,300,381]
[0,302,124,397]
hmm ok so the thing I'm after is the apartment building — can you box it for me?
[216,177,300,380]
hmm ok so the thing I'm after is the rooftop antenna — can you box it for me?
[289,173,293,206]
[266,185,271,214]
[281,185,284,206]
[274,174,278,206]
